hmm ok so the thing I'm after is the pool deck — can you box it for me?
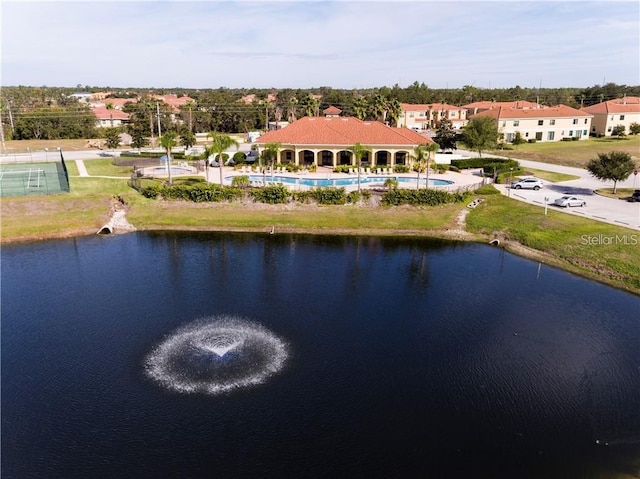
[218,166,485,192]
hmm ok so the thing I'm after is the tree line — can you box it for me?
[2,82,639,140]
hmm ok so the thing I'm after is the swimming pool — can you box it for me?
[232,175,454,187]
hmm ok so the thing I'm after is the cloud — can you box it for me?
[2,1,638,89]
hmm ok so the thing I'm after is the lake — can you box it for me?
[2,232,639,478]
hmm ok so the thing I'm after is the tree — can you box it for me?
[629,122,640,136]
[103,127,121,150]
[461,116,498,157]
[130,125,148,149]
[106,102,115,127]
[386,98,403,126]
[412,144,427,189]
[433,118,457,152]
[512,131,526,149]
[160,131,177,185]
[207,132,239,186]
[347,142,372,193]
[611,124,626,138]
[180,128,196,149]
[261,142,282,183]
[424,142,439,188]
[586,151,635,194]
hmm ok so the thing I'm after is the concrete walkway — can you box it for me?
[75,159,89,177]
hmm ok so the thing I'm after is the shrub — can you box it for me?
[310,187,347,205]
[346,191,360,203]
[393,165,410,173]
[233,151,247,163]
[527,139,537,143]
[231,175,250,188]
[381,188,471,206]
[249,184,291,204]
[448,165,460,172]
[291,191,313,203]
[333,165,351,174]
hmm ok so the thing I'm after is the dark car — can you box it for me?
[628,190,640,202]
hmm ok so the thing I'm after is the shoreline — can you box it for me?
[4,219,638,297]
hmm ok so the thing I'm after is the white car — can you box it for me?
[553,196,586,207]
[511,178,543,190]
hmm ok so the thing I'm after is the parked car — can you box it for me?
[553,196,586,207]
[627,190,640,202]
[208,153,235,167]
[245,150,259,164]
[511,177,543,190]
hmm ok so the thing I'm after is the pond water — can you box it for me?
[2,232,639,478]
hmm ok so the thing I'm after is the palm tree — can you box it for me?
[106,102,115,127]
[412,144,427,189]
[262,142,281,182]
[207,132,239,186]
[348,142,372,193]
[160,131,177,185]
[424,142,439,188]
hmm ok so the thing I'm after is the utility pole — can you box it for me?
[156,102,162,138]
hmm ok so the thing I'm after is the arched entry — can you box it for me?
[395,151,408,165]
[338,150,352,165]
[376,151,391,166]
[298,150,315,166]
[320,150,333,167]
[281,149,295,165]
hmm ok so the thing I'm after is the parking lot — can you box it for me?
[494,158,640,230]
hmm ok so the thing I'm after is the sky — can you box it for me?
[1,0,639,90]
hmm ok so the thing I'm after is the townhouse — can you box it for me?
[397,103,468,131]
[470,104,593,143]
[581,96,640,136]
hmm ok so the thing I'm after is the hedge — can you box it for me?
[381,188,471,206]
[140,183,242,202]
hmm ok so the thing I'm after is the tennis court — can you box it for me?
[0,161,70,197]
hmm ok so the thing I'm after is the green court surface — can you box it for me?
[0,161,70,197]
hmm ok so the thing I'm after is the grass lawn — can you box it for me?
[515,167,580,183]
[4,138,103,153]
[489,136,640,168]
[81,158,135,177]
[2,161,639,295]
[595,188,638,200]
[467,191,640,294]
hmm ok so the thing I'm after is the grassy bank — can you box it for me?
[2,170,639,295]
[489,136,640,168]
[466,192,640,294]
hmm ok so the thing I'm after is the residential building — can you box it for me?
[256,116,433,168]
[471,104,593,143]
[581,96,640,136]
[463,100,539,116]
[398,103,468,131]
[91,107,130,128]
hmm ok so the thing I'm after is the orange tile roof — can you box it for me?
[401,103,464,111]
[91,107,130,120]
[323,105,342,115]
[472,104,591,120]
[581,96,640,115]
[256,116,433,146]
[463,100,539,110]
[101,98,136,109]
